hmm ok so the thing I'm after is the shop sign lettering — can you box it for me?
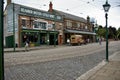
[20,7,62,21]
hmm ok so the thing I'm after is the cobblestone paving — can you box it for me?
[5,51,120,79]
[4,42,120,80]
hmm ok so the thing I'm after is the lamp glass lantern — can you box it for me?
[103,1,111,12]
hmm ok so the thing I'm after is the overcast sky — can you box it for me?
[4,0,120,29]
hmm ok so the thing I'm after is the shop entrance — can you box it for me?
[49,34,54,45]
[49,34,58,45]
[40,33,47,45]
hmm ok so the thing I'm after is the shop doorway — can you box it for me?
[40,33,47,45]
[49,34,58,45]
[49,34,54,45]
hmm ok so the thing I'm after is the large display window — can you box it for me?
[22,32,39,45]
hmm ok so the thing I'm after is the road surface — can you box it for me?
[4,41,120,80]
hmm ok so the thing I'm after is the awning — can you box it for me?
[64,29,96,35]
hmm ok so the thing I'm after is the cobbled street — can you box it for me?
[4,41,120,80]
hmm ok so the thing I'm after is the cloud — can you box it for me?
[4,0,120,29]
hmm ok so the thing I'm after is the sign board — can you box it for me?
[20,7,63,21]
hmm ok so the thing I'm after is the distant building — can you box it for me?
[48,2,96,44]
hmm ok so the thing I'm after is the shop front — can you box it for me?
[64,29,96,44]
[21,29,58,47]
[17,5,63,47]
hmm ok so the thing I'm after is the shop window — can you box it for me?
[28,34,38,43]
[34,35,38,42]
[22,33,38,43]
[22,34,27,43]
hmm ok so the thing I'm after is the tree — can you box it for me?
[108,26,117,39]
[99,28,106,38]
[117,27,120,39]
[96,25,118,40]
[96,26,106,38]
[99,25,103,28]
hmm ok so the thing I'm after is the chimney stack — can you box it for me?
[87,16,90,23]
[49,2,53,12]
[7,0,11,5]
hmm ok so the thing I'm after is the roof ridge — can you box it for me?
[52,9,87,23]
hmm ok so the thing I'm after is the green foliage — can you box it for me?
[117,27,120,39]
[96,25,119,40]
[97,28,106,38]
[108,26,117,39]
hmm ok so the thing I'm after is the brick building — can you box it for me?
[48,2,96,44]
[4,1,63,47]
[4,1,96,47]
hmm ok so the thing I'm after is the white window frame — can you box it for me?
[33,20,48,30]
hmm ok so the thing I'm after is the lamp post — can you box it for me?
[103,0,111,62]
[0,0,4,80]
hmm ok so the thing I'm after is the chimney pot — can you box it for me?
[7,0,11,5]
[49,2,53,12]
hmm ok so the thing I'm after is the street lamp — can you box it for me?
[0,0,4,80]
[103,0,111,62]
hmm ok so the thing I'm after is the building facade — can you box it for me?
[48,2,96,44]
[4,2,63,47]
[4,1,96,47]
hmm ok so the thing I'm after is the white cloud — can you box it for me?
[4,0,120,29]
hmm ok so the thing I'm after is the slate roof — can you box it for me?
[52,10,87,23]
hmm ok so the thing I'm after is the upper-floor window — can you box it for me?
[21,18,30,29]
[33,21,39,29]
[47,24,53,30]
[41,22,47,29]
[81,23,84,29]
[85,26,88,29]
[83,24,85,29]
[72,22,77,28]
[21,19,27,28]
[77,23,80,28]
[66,20,72,28]
[33,21,47,30]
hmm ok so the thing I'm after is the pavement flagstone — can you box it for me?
[76,51,120,80]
